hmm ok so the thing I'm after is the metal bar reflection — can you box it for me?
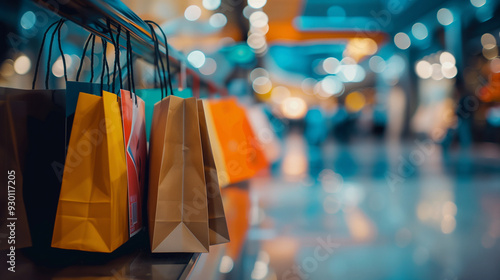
[32,0,223,92]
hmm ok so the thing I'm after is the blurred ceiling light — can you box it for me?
[199,57,217,75]
[412,22,428,40]
[394,32,411,50]
[248,0,267,9]
[20,11,36,30]
[202,0,221,11]
[431,63,444,80]
[209,13,227,28]
[415,60,432,79]
[481,33,496,49]
[327,6,346,21]
[437,8,454,26]
[253,76,272,94]
[249,11,268,28]
[320,75,344,97]
[13,55,31,75]
[345,91,365,112]
[247,33,266,49]
[281,97,307,119]
[439,52,456,67]
[250,67,269,81]
[471,0,486,8]
[219,256,234,274]
[270,86,291,104]
[184,5,202,21]
[322,57,340,74]
[301,78,316,95]
[482,46,498,60]
[187,50,206,68]
[442,64,457,79]
[369,56,386,73]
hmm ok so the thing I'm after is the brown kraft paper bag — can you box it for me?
[148,96,209,253]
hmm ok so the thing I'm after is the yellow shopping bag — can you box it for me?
[51,91,128,252]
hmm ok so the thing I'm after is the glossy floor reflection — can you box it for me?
[193,131,500,280]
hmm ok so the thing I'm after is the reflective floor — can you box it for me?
[193,131,500,280]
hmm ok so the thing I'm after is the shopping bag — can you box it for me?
[52,90,128,252]
[0,87,66,250]
[197,100,230,245]
[148,96,209,253]
[0,100,31,250]
[120,90,147,237]
[204,98,268,186]
[65,81,111,148]
[136,88,193,142]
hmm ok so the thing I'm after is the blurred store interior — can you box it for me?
[1,0,500,279]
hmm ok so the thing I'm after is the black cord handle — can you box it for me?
[32,20,60,89]
[56,20,68,83]
[147,23,165,98]
[76,33,93,82]
[145,20,174,97]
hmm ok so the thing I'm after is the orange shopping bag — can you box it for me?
[203,98,268,186]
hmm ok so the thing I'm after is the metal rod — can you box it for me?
[32,0,224,93]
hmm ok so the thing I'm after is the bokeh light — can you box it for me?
[412,22,428,40]
[13,55,31,75]
[394,32,411,50]
[322,57,340,74]
[369,56,386,73]
[199,57,217,75]
[253,76,272,94]
[248,0,267,9]
[187,50,206,68]
[415,60,432,79]
[481,33,496,49]
[345,91,366,112]
[20,11,36,30]
[202,0,221,11]
[437,8,454,26]
[281,97,307,119]
[184,5,202,21]
[471,0,486,8]
[249,11,268,28]
[209,13,227,28]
